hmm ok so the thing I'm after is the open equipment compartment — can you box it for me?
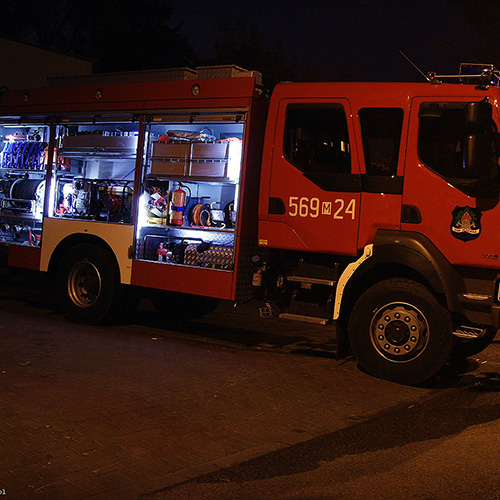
[51,117,139,224]
[0,119,50,246]
[136,115,245,270]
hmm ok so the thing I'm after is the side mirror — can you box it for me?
[466,99,493,129]
[464,100,495,176]
[464,133,492,173]
[462,100,499,197]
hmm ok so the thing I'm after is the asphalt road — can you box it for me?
[1,266,499,500]
[142,370,500,500]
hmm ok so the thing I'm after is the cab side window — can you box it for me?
[284,103,351,174]
[418,100,500,198]
[418,102,470,179]
[359,108,403,176]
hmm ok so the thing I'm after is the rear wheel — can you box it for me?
[348,278,455,385]
[56,243,122,324]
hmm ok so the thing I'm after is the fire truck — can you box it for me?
[1,64,499,384]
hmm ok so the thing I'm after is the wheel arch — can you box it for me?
[338,231,465,326]
[47,233,120,280]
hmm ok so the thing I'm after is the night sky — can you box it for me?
[171,0,475,82]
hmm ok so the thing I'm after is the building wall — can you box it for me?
[0,37,92,90]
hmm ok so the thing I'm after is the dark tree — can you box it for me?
[212,21,325,88]
[447,0,500,67]
[68,0,196,72]
[0,0,196,72]
[0,0,75,49]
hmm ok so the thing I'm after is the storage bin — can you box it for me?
[150,160,187,176]
[192,143,228,159]
[152,142,190,159]
[190,161,227,177]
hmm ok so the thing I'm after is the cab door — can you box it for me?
[402,97,500,268]
[259,99,361,256]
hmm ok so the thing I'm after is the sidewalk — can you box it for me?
[0,269,491,499]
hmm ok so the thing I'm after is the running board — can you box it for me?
[279,313,330,325]
[287,276,336,286]
[453,326,487,339]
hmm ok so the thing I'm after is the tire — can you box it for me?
[453,326,498,359]
[56,243,122,324]
[348,278,455,385]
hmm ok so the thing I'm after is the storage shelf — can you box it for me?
[143,222,234,233]
[145,173,238,184]
[0,168,46,174]
[59,151,136,159]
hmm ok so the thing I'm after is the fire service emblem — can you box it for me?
[451,206,482,241]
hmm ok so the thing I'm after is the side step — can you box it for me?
[279,313,330,325]
[453,325,487,339]
[278,262,339,325]
[286,276,336,286]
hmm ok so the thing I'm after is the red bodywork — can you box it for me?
[0,75,268,301]
[258,81,500,271]
[3,75,500,299]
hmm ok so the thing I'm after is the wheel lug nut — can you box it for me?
[404,316,411,323]
[378,324,384,330]
[410,336,417,342]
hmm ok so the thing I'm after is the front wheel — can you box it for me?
[56,243,122,324]
[348,279,455,385]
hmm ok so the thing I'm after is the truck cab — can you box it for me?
[258,68,500,384]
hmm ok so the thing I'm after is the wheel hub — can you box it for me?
[385,320,410,346]
[67,260,101,308]
[371,302,429,362]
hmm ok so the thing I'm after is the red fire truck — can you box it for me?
[1,64,499,384]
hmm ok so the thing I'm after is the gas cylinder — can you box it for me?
[169,185,188,226]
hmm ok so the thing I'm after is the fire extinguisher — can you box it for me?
[169,183,190,226]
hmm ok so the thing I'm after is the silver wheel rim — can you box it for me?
[67,260,101,308]
[370,301,429,363]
